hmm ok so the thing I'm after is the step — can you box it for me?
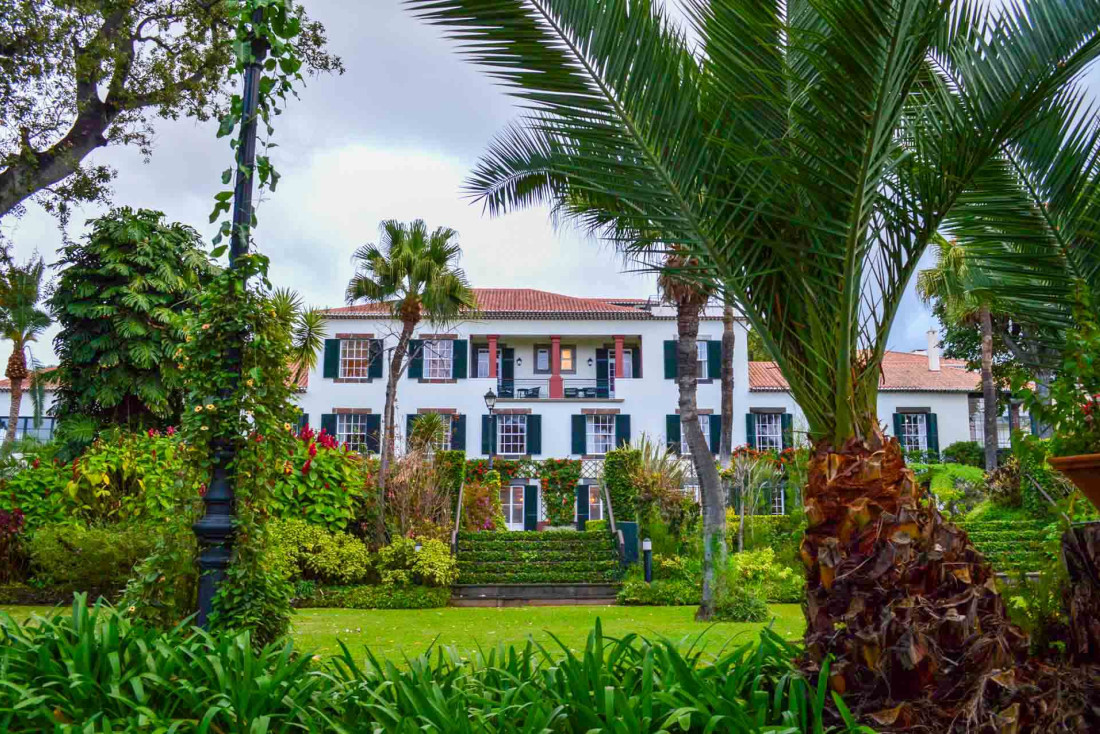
[451,583,620,607]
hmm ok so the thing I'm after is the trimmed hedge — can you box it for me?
[296,584,450,609]
[458,568,621,584]
[457,560,618,575]
[617,578,699,606]
[0,583,122,606]
[603,447,640,519]
[957,519,1054,572]
[459,549,618,563]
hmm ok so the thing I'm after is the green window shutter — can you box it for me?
[926,413,940,455]
[407,339,423,379]
[368,339,383,379]
[615,414,631,448]
[666,415,681,453]
[663,340,677,379]
[321,413,337,437]
[452,339,468,379]
[707,341,722,381]
[323,339,340,378]
[781,413,794,449]
[571,415,587,455]
[576,485,589,529]
[745,413,757,449]
[451,414,466,451]
[526,415,541,455]
[892,413,904,443]
[631,346,642,378]
[297,413,309,431]
[481,415,495,455]
[709,415,722,454]
[365,415,381,454]
[523,486,539,531]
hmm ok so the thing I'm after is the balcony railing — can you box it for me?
[497,377,615,400]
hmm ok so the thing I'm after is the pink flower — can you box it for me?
[147,428,159,438]
[166,426,176,436]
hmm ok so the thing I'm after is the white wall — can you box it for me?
[0,388,60,440]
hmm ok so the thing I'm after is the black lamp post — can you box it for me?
[192,5,266,628]
[484,388,497,470]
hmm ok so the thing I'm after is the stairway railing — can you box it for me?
[451,479,465,556]
[602,481,626,567]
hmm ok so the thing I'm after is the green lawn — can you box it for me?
[0,604,804,660]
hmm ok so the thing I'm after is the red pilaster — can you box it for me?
[550,335,563,398]
[487,335,498,379]
[614,335,625,378]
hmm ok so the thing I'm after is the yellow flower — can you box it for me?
[201,426,209,431]
[246,379,255,387]
[177,364,184,370]
[194,405,203,412]
[128,606,136,614]
[205,403,215,411]
[283,422,292,431]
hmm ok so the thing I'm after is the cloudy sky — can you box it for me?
[2,1,1094,363]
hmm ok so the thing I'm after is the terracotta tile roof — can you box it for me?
[326,288,649,319]
[749,351,979,393]
[0,367,58,392]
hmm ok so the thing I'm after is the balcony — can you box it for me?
[497,377,617,401]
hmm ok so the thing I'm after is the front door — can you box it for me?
[499,484,525,531]
[523,485,539,531]
[596,348,611,398]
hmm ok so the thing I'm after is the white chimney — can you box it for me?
[926,329,941,372]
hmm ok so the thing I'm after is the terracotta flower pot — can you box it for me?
[1049,453,1100,510]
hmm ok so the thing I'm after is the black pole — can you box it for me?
[643,538,653,583]
[193,6,267,628]
[488,409,495,470]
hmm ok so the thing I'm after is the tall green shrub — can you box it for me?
[540,458,581,526]
[602,446,641,520]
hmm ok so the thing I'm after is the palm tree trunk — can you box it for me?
[719,303,734,467]
[676,301,726,621]
[801,431,1025,704]
[377,318,417,540]
[5,377,21,445]
[980,305,998,471]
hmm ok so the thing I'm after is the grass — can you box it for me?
[0,603,804,660]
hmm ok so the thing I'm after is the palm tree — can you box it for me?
[917,238,1000,471]
[409,0,1100,703]
[0,259,51,445]
[345,219,475,536]
[657,251,725,620]
[271,288,329,386]
[719,300,734,467]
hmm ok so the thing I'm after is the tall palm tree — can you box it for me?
[657,251,725,620]
[346,219,475,536]
[0,259,51,445]
[917,238,1000,471]
[409,0,1100,705]
[271,288,329,386]
[719,300,734,467]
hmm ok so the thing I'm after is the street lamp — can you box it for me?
[484,388,497,470]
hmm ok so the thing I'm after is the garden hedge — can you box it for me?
[956,519,1054,572]
[296,584,450,609]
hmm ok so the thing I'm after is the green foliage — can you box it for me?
[0,599,845,732]
[463,458,533,485]
[206,556,294,649]
[910,461,987,516]
[461,473,507,532]
[539,458,582,526]
[119,524,198,631]
[713,586,770,623]
[299,584,450,610]
[942,441,985,468]
[456,529,621,584]
[49,208,215,432]
[618,577,700,606]
[725,511,806,562]
[956,518,1054,572]
[375,536,457,588]
[28,523,158,588]
[728,549,804,604]
[585,519,607,532]
[269,426,367,531]
[603,445,641,519]
[269,518,372,585]
[435,449,466,505]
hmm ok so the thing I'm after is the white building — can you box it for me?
[0,370,59,441]
[297,289,988,528]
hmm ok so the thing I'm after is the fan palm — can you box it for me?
[917,238,1000,470]
[346,219,475,536]
[0,259,51,445]
[271,288,329,386]
[409,0,1100,707]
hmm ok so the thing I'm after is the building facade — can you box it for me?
[296,289,988,527]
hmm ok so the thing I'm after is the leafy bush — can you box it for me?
[603,445,641,519]
[942,440,985,467]
[461,471,507,531]
[0,508,27,583]
[618,577,700,605]
[269,518,372,585]
[299,584,450,609]
[435,449,465,506]
[28,523,159,587]
[270,425,368,531]
[539,458,582,525]
[207,547,294,650]
[585,519,608,532]
[0,599,844,733]
[725,511,806,564]
[910,462,987,516]
[985,456,1023,507]
[713,585,769,622]
[728,548,804,603]
[375,536,457,587]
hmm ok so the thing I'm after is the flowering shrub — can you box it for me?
[0,508,26,583]
[539,458,581,526]
[269,425,367,532]
[462,470,507,532]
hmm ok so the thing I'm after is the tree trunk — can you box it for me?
[1062,522,1100,664]
[377,318,417,541]
[676,301,726,621]
[5,378,22,445]
[719,303,735,467]
[801,431,1026,709]
[980,305,998,471]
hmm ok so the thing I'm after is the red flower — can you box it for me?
[198,483,207,497]
[31,458,39,469]
[147,428,159,437]
[166,426,176,436]
[308,443,317,458]
[301,459,312,475]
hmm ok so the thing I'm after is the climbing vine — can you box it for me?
[540,458,582,526]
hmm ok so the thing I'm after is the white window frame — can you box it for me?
[337,414,370,453]
[423,340,453,379]
[339,339,374,379]
[430,414,454,452]
[499,484,526,530]
[696,341,709,379]
[899,413,928,453]
[586,414,616,455]
[755,413,783,452]
[497,414,527,456]
[588,485,604,521]
[771,486,785,515]
[477,348,489,378]
[622,349,633,378]
[681,414,710,454]
[536,347,550,372]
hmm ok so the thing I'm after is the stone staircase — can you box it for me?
[452,529,622,607]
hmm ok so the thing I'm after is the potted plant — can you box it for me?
[1025,290,1100,506]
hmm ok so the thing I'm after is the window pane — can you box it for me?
[587,414,615,455]
[423,340,453,379]
[499,415,527,455]
[682,415,710,453]
[622,350,633,378]
[899,414,927,452]
[755,413,783,452]
[560,347,574,371]
[589,486,603,520]
[697,341,708,378]
[339,339,373,378]
[477,349,489,378]
[337,414,370,453]
[536,348,549,371]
